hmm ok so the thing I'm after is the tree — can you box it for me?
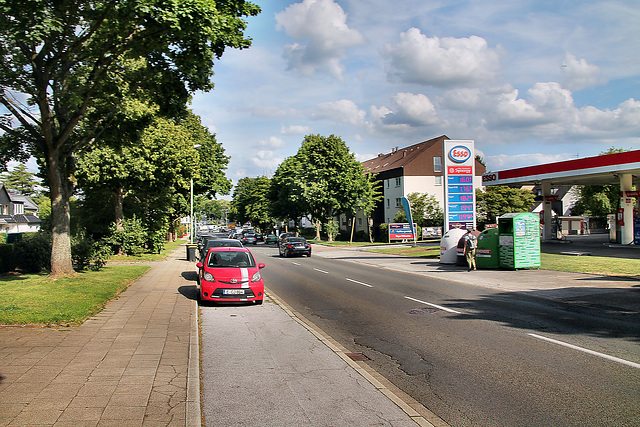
[393,192,443,227]
[476,186,535,226]
[231,176,273,231]
[0,0,259,275]
[0,163,40,196]
[270,134,376,241]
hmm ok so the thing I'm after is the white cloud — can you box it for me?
[382,28,501,87]
[281,125,313,135]
[276,0,365,80]
[486,152,576,171]
[375,92,439,127]
[251,150,284,171]
[311,99,366,125]
[256,136,286,148]
[560,53,607,91]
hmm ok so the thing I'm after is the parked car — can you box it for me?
[199,238,243,260]
[265,234,278,244]
[254,232,263,242]
[196,247,265,304]
[277,232,295,247]
[279,236,312,257]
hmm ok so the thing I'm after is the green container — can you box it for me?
[498,213,541,269]
[476,228,500,269]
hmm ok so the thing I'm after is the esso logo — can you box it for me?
[482,173,497,182]
[448,146,471,163]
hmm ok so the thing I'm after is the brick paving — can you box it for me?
[0,247,198,426]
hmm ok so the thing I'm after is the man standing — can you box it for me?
[464,229,477,271]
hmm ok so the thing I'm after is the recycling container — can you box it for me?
[439,228,466,264]
[498,213,540,269]
[476,228,500,269]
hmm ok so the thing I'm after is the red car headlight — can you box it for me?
[204,271,215,282]
[251,271,261,282]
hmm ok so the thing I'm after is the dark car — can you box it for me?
[276,232,295,247]
[265,234,278,244]
[279,236,312,257]
[254,232,263,242]
[241,233,258,245]
[200,238,244,260]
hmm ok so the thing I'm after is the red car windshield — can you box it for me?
[207,251,255,268]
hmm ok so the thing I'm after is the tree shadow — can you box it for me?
[445,286,640,342]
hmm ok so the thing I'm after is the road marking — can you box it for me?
[528,333,640,369]
[292,262,301,266]
[346,278,373,287]
[313,268,329,274]
[404,296,462,314]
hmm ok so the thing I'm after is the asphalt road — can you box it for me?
[250,243,640,427]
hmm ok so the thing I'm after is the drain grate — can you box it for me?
[345,352,370,361]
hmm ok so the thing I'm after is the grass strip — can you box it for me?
[0,265,150,326]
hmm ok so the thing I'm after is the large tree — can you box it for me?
[476,186,535,226]
[270,134,376,241]
[0,0,259,275]
[231,176,273,231]
[0,163,40,196]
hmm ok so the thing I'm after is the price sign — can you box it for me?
[444,140,476,230]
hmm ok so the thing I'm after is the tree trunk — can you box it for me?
[315,219,321,240]
[47,152,75,276]
[114,187,124,230]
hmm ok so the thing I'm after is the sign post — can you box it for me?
[444,140,476,230]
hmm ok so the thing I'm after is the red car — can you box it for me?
[196,247,265,304]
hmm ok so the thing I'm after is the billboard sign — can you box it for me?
[444,140,476,230]
[389,223,417,240]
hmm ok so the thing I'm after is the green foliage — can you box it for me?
[15,233,52,273]
[476,186,535,226]
[570,185,618,218]
[72,234,112,271]
[0,243,18,273]
[393,192,443,227]
[232,176,274,231]
[0,164,40,196]
[269,134,377,241]
[105,217,147,256]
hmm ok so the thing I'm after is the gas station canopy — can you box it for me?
[481,149,640,244]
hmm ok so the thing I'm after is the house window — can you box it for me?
[1,205,7,215]
[387,198,390,208]
[395,198,402,207]
[14,204,24,214]
[434,156,442,172]
[435,176,442,186]
[395,177,401,187]
[386,179,390,188]
[357,217,362,226]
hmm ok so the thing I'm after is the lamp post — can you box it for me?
[189,144,202,244]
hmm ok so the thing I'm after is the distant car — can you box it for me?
[277,232,295,247]
[254,232,263,242]
[200,238,244,259]
[279,236,312,257]
[265,234,278,244]
[196,247,265,304]
[241,234,258,245]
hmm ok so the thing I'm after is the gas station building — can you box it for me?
[482,149,640,245]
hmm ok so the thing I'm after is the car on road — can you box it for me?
[199,238,244,260]
[241,233,258,245]
[276,232,295,247]
[196,247,265,304]
[265,234,278,244]
[279,236,312,257]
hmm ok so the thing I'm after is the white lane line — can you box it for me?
[313,268,329,274]
[292,262,301,266]
[528,333,640,369]
[346,278,373,288]
[404,296,462,314]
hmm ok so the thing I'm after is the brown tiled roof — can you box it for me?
[361,135,447,174]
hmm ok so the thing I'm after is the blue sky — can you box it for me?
[189,0,639,192]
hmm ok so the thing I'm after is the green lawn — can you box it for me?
[0,265,150,325]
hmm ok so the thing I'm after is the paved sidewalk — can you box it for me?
[0,247,198,426]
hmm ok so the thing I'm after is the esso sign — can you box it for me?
[482,173,498,183]
[448,146,471,163]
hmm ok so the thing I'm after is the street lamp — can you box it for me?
[190,144,202,244]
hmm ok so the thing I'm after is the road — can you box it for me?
[248,243,640,427]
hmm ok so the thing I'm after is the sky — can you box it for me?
[189,0,640,194]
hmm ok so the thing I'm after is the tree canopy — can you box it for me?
[0,0,259,274]
[231,176,273,232]
[476,186,535,226]
[0,163,40,196]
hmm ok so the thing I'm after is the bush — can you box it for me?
[72,233,112,271]
[15,232,52,273]
[0,243,18,273]
[105,217,146,256]
[147,228,168,254]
